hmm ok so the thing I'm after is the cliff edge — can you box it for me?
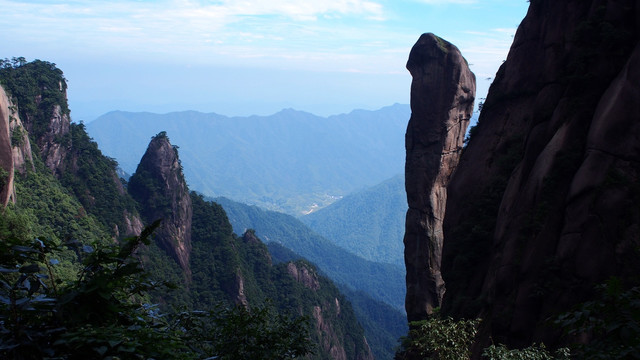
[441,0,640,349]
[403,33,475,322]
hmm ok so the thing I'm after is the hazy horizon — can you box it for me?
[3,0,529,122]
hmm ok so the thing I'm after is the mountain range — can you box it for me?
[0,59,379,360]
[86,104,409,215]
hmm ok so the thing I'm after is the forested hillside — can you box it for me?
[301,173,406,266]
[86,104,409,215]
[216,196,406,310]
[0,59,375,360]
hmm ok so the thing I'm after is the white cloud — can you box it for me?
[413,0,477,4]
[0,0,387,63]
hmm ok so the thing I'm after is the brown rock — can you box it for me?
[0,87,15,207]
[287,262,320,291]
[440,0,640,351]
[403,33,475,322]
[40,104,70,174]
[129,133,193,275]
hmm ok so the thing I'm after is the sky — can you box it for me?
[1,0,530,121]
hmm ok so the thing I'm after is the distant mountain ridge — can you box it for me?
[214,196,406,311]
[86,104,409,215]
[301,173,406,266]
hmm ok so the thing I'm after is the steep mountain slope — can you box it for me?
[215,196,409,358]
[0,59,375,360]
[266,231,408,360]
[127,132,375,359]
[216,196,406,310]
[0,60,142,239]
[86,104,409,214]
[301,173,406,266]
[129,132,193,273]
[427,0,640,351]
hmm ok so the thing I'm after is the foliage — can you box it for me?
[555,278,640,359]
[0,220,188,359]
[397,314,570,360]
[399,314,480,360]
[0,58,69,141]
[180,303,313,360]
[482,344,570,360]
[13,157,110,246]
[10,126,25,147]
[59,122,140,236]
[0,219,313,359]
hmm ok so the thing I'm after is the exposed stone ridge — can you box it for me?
[403,33,475,322]
[0,86,15,206]
[39,104,70,175]
[440,0,640,351]
[9,106,33,176]
[287,262,320,291]
[129,133,193,276]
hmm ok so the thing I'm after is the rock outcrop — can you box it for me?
[128,132,193,275]
[440,0,640,350]
[403,33,475,322]
[287,262,321,291]
[0,87,15,206]
[0,86,33,207]
[39,104,70,175]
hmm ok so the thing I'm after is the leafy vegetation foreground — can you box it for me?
[0,219,312,359]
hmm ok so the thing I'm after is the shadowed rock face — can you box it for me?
[129,134,193,275]
[403,33,475,322]
[441,0,640,350]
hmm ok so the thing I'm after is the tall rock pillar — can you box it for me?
[128,132,193,277]
[404,33,475,322]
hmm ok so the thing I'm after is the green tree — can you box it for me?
[0,220,313,359]
[555,278,640,359]
[398,315,480,360]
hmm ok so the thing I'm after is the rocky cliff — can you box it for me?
[0,60,142,237]
[128,132,193,274]
[439,0,640,350]
[0,85,33,207]
[0,87,16,206]
[403,33,475,322]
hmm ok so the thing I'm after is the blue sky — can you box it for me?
[1,0,529,120]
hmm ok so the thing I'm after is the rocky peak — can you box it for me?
[0,60,72,177]
[403,33,475,322]
[128,132,193,275]
[440,0,640,351]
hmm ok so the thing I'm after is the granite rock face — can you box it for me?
[129,134,193,275]
[403,33,475,322]
[0,86,34,206]
[441,0,640,350]
[0,87,15,207]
